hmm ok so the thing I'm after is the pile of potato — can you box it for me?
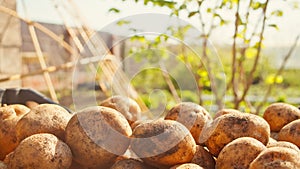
[1,96,300,169]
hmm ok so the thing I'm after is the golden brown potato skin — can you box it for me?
[200,113,270,156]
[131,119,196,168]
[7,133,72,169]
[249,147,300,169]
[278,119,300,147]
[0,105,30,160]
[165,102,212,144]
[16,104,71,141]
[216,137,266,169]
[170,163,204,169]
[267,141,299,152]
[111,158,154,169]
[65,106,132,169]
[213,109,241,119]
[100,95,141,124]
[263,103,300,132]
[191,145,215,169]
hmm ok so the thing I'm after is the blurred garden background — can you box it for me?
[0,0,300,115]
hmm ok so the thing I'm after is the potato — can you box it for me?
[267,137,277,146]
[131,120,152,131]
[191,145,215,169]
[199,113,270,156]
[267,141,299,152]
[131,119,196,168]
[0,105,30,160]
[0,161,7,169]
[263,103,300,132]
[271,132,279,140]
[278,119,300,147]
[249,147,300,169]
[16,104,71,141]
[170,163,204,169]
[100,95,141,124]
[111,158,154,169]
[164,102,212,144]
[65,106,132,168]
[213,109,241,119]
[7,133,72,169]
[216,137,266,169]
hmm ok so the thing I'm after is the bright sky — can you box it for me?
[16,0,300,47]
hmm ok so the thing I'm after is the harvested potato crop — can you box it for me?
[7,133,72,169]
[0,105,30,160]
[111,158,154,169]
[165,102,212,144]
[191,145,215,169]
[263,103,300,132]
[16,104,71,141]
[170,163,204,169]
[199,113,270,156]
[100,95,141,124]
[213,109,241,119]
[216,137,266,169]
[65,106,132,169]
[278,119,300,147]
[267,141,299,152]
[249,147,300,169]
[131,119,196,168]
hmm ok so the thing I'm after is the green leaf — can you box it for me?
[268,24,279,30]
[179,4,187,10]
[271,10,283,17]
[108,8,120,13]
[251,2,263,10]
[188,11,198,18]
[116,20,131,26]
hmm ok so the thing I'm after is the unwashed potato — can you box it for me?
[278,119,300,147]
[100,95,141,124]
[65,106,132,169]
[0,105,30,160]
[263,103,300,132]
[249,147,300,169]
[16,104,71,141]
[267,141,299,152]
[170,163,204,169]
[191,145,215,169]
[271,132,279,140]
[131,119,196,168]
[164,102,212,144]
[7,133,72,169]
[267,137,277,146]
[0,161,7,169]
[199,113,270,156]
[110,158,154,169]
[213,109,242,119]
[216,137,266,169]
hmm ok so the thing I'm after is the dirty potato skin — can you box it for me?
[278,119,300,147]
[267,141,299,152]
[191,145,215,169]
[213,109,242,119]
[164,102,212,144]
[100,95,141,124]
[200,113,270,156]
[16,104,71,141]
[216,137,266,169]
[249,147,300,169]
[170,163,204,169]
[0,105,30,160]
[110,158,155,169]
[65,106,132,169]
[131,119,196,168]
[263,103,300,132]
[7,133,72,169]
